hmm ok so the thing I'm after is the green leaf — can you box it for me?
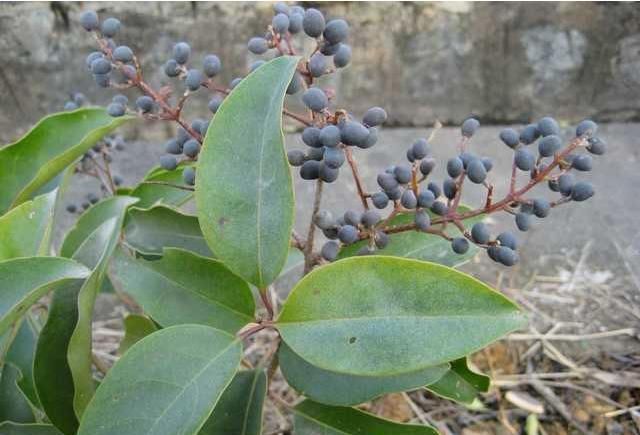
[34,282,82,435]
[0,422,63,435]
[4,320,40,409]
[60,196,139,258]
[425,357,490,404]
[118,314,158,356]
[279,343,448,406]
[277,256,526,377]
[339,205,482,267]
[195,56,298,288]
[67,217,122,418]
[0,257,89,337]
[124,205,212,257]
[0,363,34,423]
[130,165,194,209]
[0,108,133,213]
[77,325,242,435]
[109,248,254,334]
[293,400,438,435]
[0,189,57,261]
[199,369,266,435]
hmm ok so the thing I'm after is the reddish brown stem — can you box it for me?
[344,147,369,210]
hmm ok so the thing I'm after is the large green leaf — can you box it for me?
[0,257,89,337]
[0,189,57,261]
[129,164,194,210]
[67,217,122,418]
[60,196,139,258]
[279,343,448,406]
[109,248,254,334]
[277,256,526,377]
[124,205,212,257]
[0,363,34,423]
[293,400,438,434]
[339,205,482,267]
[195,56,298,288]
[0,422,63,435]
[0,108,133,213]
[199,369,266,435]
[77,325,242,435]
[425,357,490,404]
[118,314,158,356]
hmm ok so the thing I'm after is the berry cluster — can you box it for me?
[313,116,604,267]
[76,5,605,268]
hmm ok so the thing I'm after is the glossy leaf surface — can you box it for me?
[118,314,158,355]
[425,357,490,404]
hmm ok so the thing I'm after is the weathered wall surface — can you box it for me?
[1,1,639,141]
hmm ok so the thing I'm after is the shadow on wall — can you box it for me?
[0,1,639,141]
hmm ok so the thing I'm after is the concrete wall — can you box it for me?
[1,1,640,141]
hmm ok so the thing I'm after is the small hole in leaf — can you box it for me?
[349,337,357,344]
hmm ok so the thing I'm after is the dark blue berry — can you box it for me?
[362,107,387,127]
[443,178,457,199]
[165,139,182,155]
[338,225,359,245]
[333,44,352,68]
[372,192,389,209]
[308,52,326,77]
[288,12,304,33]
[203,55,222,77]
[86,52,103,69]
[452,238,469,254]
[571,154,592,171]
[497,231,517,250]
[431,201,448,216]
[300,160,320,180]
[447,157,464,178]
[499,128,519,148]
[273,2,290,15]
[323,147,345,169]
[340,120,369,147]
[272,13,290,34]
[533,198,550,218]
[461,118,480,138]
[515,148,535,171]
[320,125,341,147]
[302,87,328,112]
[481,157,493,172]
[515,212,532,231]
[303,8,325,37]
[249,60,266,73]
[183,139,200,158]
[185,69,203,91]
[497,246,519,266]
[107,102,125,117]
[558,173,575,196]
[394,165,412,184]
[287,150,306,167]
[248,37,269,55]
[91,58,111,75]
[411,139,429,159]
[375,231,389,248]
[571,182,594,201]
[401,189,417,209]
[471,222,490,244]
[417,190,435,208]
[80,10,99,31]
[136,96,154,113]
[360,127,378,149]
[344,210,361,226]
[113,46,133,63]
[164,59,180,77]
[302,127,322,148]
[466,159,487,184]
[415,210,431,231]
[159,155,178,171]
[173,42,191,65]
[587,137,606,155]
[230,77,243,89]
[323,19,349,44]
[101,18,121,38]
[183,167,196,186]
[287,72,303,95]
[576,119,597,137]
[386,187,402,201]
[537,117,560,137]
[520,124,541,145]
[66,203,78,213]
[64,101,78,111]
[319,164,339,183]
[321,241,340,261]
[314,210,335,230]
[538,135,562,157]
[208,96,223,113]
[427,182,441,198]
[307,147,325,161]
[420,158,435,176]
[361,210,381,227]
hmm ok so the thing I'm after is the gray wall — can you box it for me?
[1,1,640,141]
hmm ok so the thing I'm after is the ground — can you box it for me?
[61,124,639,434]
